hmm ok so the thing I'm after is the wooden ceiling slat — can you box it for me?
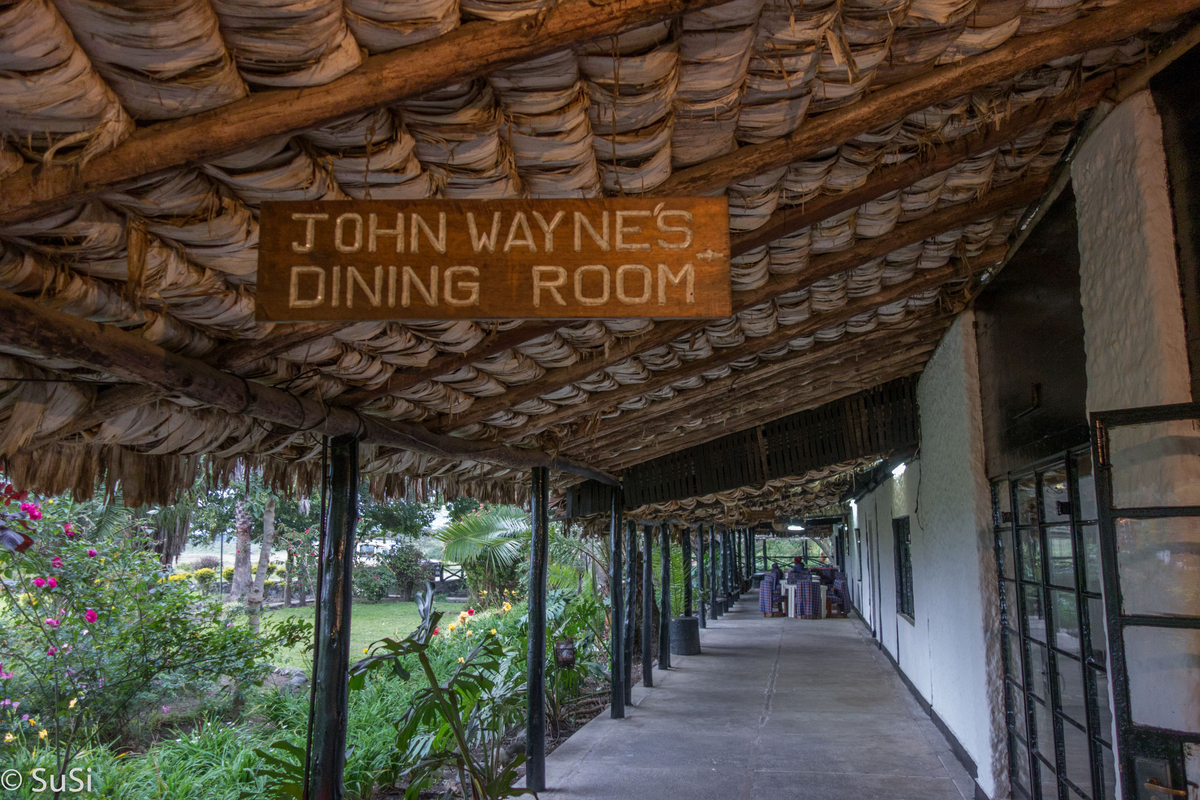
[497,244,1005,442]
[650,0,1200,199]
[562,316,952,466]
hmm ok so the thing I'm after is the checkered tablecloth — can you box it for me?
[759,572,780,613]
[795,579,821,619]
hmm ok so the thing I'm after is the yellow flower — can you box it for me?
[38,729,48,740]
[363,648,369,654]
[502,602,512,612]
[68,698,77,709]
[4,733,13,743]
[465,631,473,637]
[28,719,36,728]
[490,629,497,635]
[457,657,465,664]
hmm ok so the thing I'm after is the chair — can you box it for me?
[795,579,821,619]
[759,572,783,616]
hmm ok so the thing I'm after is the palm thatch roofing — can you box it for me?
[0,0,1195,514]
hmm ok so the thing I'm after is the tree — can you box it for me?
[226,498,253,603]
[246,495,277,631]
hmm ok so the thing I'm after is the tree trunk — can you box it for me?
[226,498,253,603]
[247,497,276,633]
[283,548,294,607]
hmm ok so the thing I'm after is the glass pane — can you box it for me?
[1086,597,1108,665]
[1012,683,1029,737]
[1081,525,1102,593]
[1002,528,1017,579]
[1012,734,1033,794]
[1093,668,1113,745]
[1008,627,1025,684]
[1033,698,1056,753]
[1115,517,1200,617]
[1021,528,1044,581]
[1017,477,1038,525]
[1061,719,1093,797]
[1108,421,1200,508]
[1051,589,1081,656]
[1038,754,1062,800]
[1025,585,1048,643]
[1075,452,1097,522]
[1100,745,1117,800]
[1043,466,1070,522]
[1058,657,1088,728]
[1047,526,1076,588]
[1029,642,1051,702]
[1124,626,1200,733]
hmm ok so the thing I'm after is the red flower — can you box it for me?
[467,609,475,616]
[432,627,440,635]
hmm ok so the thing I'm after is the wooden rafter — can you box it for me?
[0,0,728,225]
[728,77,1113,258]
[500,251,993,444]
[0,288,617,485]
[560,314,952,456]
[1,0,1189,227]
[650,0,1200,198]
[442,176,1035,435]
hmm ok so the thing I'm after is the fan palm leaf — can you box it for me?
[435,506,529,570]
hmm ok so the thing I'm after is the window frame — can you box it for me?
[893,515,914,620]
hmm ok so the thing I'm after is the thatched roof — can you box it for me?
[0,0,1194,510]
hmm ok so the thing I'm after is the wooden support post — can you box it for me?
[641,524,653,688]
[682,527,693,617]
[658,523,671,671]
[311,434,358,800]
[762,540,768,573]
[748,530,755,575]
[609,488,625,719]
[526,466,549,793]
[697,526,706,629]
[710,527,720,618]
[623,520,635,705]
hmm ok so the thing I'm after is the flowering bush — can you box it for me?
[0,496,311,774]
[352,561,392,604]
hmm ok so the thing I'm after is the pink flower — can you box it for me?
[51,557,63,569]
[32,578,45,588]
[19,502,42,521]
[63,522,74,537]
[46,646,58,657]
[86,550,97,558]
[46,577,57,589]
[161,706,170,714]
[44,618,60,629]
[84,609,98,624]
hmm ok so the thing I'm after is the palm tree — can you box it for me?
[436,506,528,601]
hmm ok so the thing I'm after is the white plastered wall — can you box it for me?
[1073,90,1200,747]
[851,311,1008,798]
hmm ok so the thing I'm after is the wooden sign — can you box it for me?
[256,198,730,322]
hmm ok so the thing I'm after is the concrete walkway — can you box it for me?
[539,590,977,800]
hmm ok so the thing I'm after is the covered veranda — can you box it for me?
[537,592,978,800]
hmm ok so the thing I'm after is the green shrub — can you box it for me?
[353,562,392,603]
[193,567,217,588]
[223,566,235,582]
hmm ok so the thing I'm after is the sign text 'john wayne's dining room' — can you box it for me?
[256,198,731,322]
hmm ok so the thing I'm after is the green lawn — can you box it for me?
[263,599,467,671]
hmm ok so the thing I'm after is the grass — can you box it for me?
[263,599,467,671]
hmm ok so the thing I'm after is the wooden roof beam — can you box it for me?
[0,0,728,225]
[560,315,951,455]
[650,0,1200,198]
[437,179,1037,434]
[1,0,1187,226]
[0,288,618,486]
[587,348,938,472]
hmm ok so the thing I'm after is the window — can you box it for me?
[994,449,1116,800]
[893,516,914,618]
